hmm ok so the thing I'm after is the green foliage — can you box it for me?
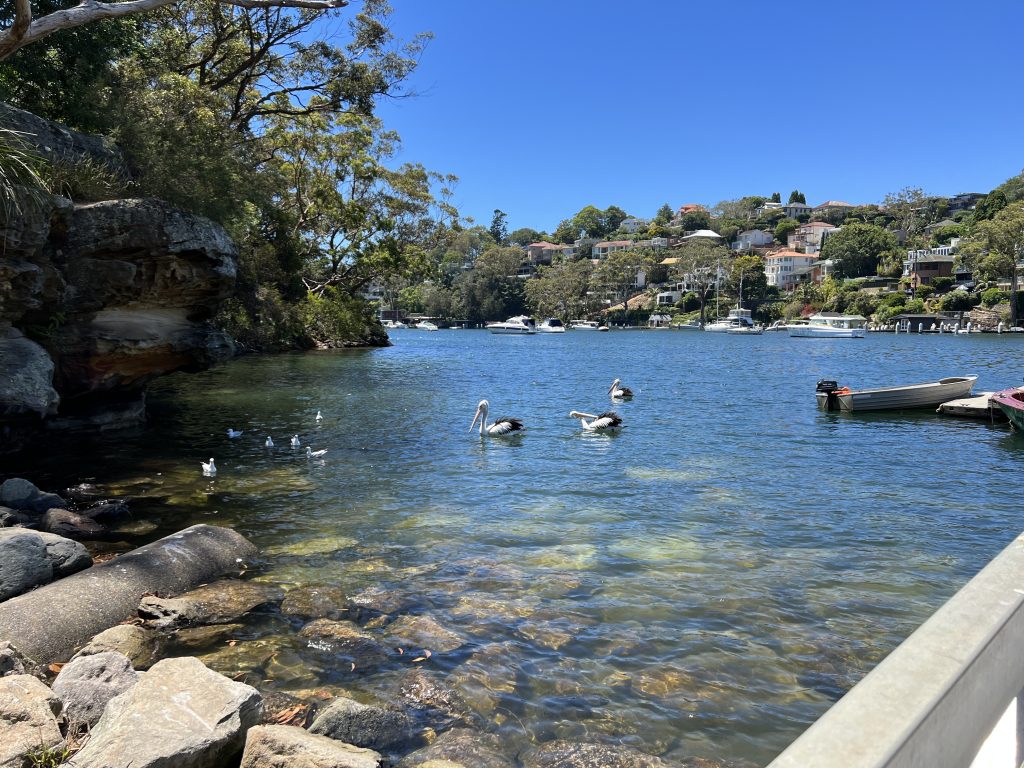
[0,128,47,223]
[301,288,385,346]
[787,190,806,204]
[509,227,544,246]
[939,290,977,312]
[931,223,964,245]
[981,287,1008,307]
[972,190,1008,223]
[43,153,133,203]
[677,292,700,312]
[678,209,711,231]
[770,191,781,203]
[931,276,954,293]
[525,259,593,320]
[903,298,925,313]
[654,203,674,225]
[774,218,799,245]
[489,209,508,244]
[820,223,898,278]
[915,284,935,300]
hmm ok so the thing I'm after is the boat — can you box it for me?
[569,320,601,331]
[486,316,536,335]
[415,321,439,331]
[816,376,977,412]
[382,319,408,329]
[788,313,867,338]
[536,318,566,333]
[672,319,702,330]
[936,392,1006,421]
[704,308,756,333]
[727,325,763,335]
[991,387,1024,431]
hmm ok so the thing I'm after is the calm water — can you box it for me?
[11,329,1024,766]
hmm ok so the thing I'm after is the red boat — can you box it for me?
[991,387,1024,432]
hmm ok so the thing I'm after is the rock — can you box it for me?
[52,651,139,727]
[34,530,92,576]
[384,615,466,654]
[347,586,415,622]
[39,508,107,540]
[0,477,41,508]
[73,624,161,669]
[0,506,32,527]
[520,741,674,768]
[309,696,418,753]
[280,585,351,620]
[0,674,64,768]
[0,331,61,419]
[240,724,382,768]
[393,669,471,730]
[0,528,53,601]
[298,619,390,670]
[80,500,131,522]
[0,640,40,678]
[396,728,512,768]
[138,580,284,628]
[26,492,68,514]
[173,623,244,651]
[67,656,262,768]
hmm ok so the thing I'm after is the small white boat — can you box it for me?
[383,319,408,329]
[816,376,977,412]
[704,308,756,333]
[536,318,566,333]
[415,321,439,331]
[672,319,702,330]
[726,326,763,335]
[486,316,536,335]
[789,313,867,338]
[569,320,601,331]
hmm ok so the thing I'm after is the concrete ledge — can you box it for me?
[0,524,257,664]
[769,532,1024,768]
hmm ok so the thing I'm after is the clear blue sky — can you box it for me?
[368,1,1023,234]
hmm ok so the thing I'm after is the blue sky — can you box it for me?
[370,1,1023,234]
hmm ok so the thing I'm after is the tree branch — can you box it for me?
[0,0,348,60]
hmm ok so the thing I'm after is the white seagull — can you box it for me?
[290,435,301,448]
[315,410,323,423]
[201,458,217,476]
[265,436,274,448]
[470,399,525,437]
[306,446,327,458]
[226,428,243,438]
[609,378,634,399]
[569,410,624,432]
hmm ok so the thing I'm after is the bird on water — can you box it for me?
[470,399,525,437]
[569,410,624,432]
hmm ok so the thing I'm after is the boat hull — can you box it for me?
[487,326,534,335]
[992,388,1024,431]
[789,326,865,338]
[817,376,977,412]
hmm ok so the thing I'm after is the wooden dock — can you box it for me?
[936,392,1007,421]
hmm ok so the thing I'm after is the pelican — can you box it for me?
[470,399,525,437]
[569,410,623,432]
[290,435,301,448]
[201,458,217,476]
[315,410,323,423]
[609,378,633,399]
[226,428,243,438]
[265,436,274,448]
[306,446,327,458]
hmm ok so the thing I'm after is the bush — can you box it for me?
[915,284,935,300]
[939,290,977,312]
[981,287,1008,307]
[675,292,700,312]
[931,276,954,294]
[300,288,388,347]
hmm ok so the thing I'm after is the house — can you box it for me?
[924,218,958,236]
[592,240,635,259]
[677,204,705,217]
[782,202,812,219]
[764,249,819,292]
[948,192,984,213]
[813,200,855,218]
[756,201,783,216]
[526,241,560,265]
[732,229,774,251]
[620,217,648,234]
[787,221,838,254]
[903,246,957,289]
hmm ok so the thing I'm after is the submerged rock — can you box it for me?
[241,724,382,768]
[348,586,416,622]
[281,585,351,620]
[384,615,466,655]
[173,623,245,651]
[520,740,674,768]
[445,643,518,717]
[0,674,64,768]
[73,624,161,669]
[67,656,263,768]
[309,695,418,753]
[298,619,391,670]
[393,669,472,730]
[80,500,132,522]
[396,728,513,768]
[39,508,108,541]
[139,580,284,628]
[52,651,139,727]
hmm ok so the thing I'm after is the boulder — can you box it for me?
[0,332,60,418]
[240,724,381,768]
[396,728,513,768]
[67,656,262,768]
[72,624,161,669]
[0,640,40,678]
[0,674,63,768]
[520,741,674,768]
[138,580,284,628]
[393,669,471,730]
[308,696,418,753]
[51,651,139,727]
[0,528,52,601]
[280,585,350,620]
[0,507,32,527]
[80,500,131,522]
[39,508,107,540]
[0,477,41,508]
[347,586,415,622]
[35,530,92,576]
[384,615,466,654]
[298,619,391,670]
[173,623,244,651]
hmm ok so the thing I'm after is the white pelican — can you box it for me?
[470,399,525,437]
[290,435,301,448]
[306,446,327,458]
[226,428,243,438]
[315,410,323,423]
[265,436,274,448]
[201,458,217,476]
[609,379,633,399]
[569,410,623,432]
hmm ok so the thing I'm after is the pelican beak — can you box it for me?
[608,384,615,394]
[470,406,482,432]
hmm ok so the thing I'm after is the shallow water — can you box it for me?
[11,329,1024,765]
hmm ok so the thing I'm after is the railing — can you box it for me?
[768,533,1024,768]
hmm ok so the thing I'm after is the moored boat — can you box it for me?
[414,321,439,331]
[569,320,601,331]
[816,376,977,412]
[991,387,1024,431]
[704,308,756,333]
[486,316,536,335]
[789,312,867,338]
[537,318,566,333]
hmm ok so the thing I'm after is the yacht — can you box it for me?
[703,308,756,333]
[414,320,439,331]
[382,319,408,329]
[537,318,566,333]
[486,316,536,335]
[788,312,867,338]
[569,320,601,331]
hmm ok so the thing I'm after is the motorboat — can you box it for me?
[991,387,1024,431]
[569,320,601,331]
[415,321,439,331]
[382,319,408,329]
[704,308,756,333]
[486,316,536,335]
[672,319,702,330]
[788,313,867,338]
[726,325,763,335]
[816,376,977,412]
[537,318,566,333]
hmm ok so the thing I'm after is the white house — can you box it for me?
[732,229,774,251]
[620,217,648,234]
[764,249,819,292]
[787,221,838,254]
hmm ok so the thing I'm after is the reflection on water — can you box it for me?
[10,330,1024,766]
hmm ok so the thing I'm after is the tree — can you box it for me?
[524,259,592,320]
[489,209,508,245]
[730,254,767,309]
[654,203,674,225]
[788,190,806,204]
[603,205,628,234]
[973,190,1008,223]
[508,227,544,246]
[669,241,730,326]
[819,223,898,279]
[975,204,1024,324]
[712,196,765,221]
[770,191,781,203]
[452,245,527,323]
[678,209,711,231]
[881,187,928,235]
[592,249,654,308]
[774,218,799,245]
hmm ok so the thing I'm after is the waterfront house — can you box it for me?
[677,203,705,216]
[732,229,774,251]
[765,249,819,292]
[756,201,783,216]
[904,245,957,288]
[526,241,560,265]
[787,221,838,254]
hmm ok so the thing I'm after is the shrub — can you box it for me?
[931,276,954,294]
[981,287,1008,307]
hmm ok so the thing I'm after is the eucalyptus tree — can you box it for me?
[669,240,730,326]
[592,249,656,309]
[524,259,593,320]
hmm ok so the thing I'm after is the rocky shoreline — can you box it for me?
[0,476,725,768]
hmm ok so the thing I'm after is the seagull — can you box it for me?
[315,411,323,423]
[201,458,217,476]
[569,410,623,432]
[226,429,243,438]
[306,446,327,458]
[470,399,525,437]
[609,378,634,399]
[290,435,301,448]
[265,436,274,448]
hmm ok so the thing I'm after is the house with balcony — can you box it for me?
[620,217,648,234]
[903,245,957,289]
[787,221,838,254]
[732,229,774,251]
[783,201,812,219]
[592,240,635,260]
[764,249,820,292]
[948,192,984,213]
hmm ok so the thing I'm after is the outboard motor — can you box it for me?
[816,379,841,411]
